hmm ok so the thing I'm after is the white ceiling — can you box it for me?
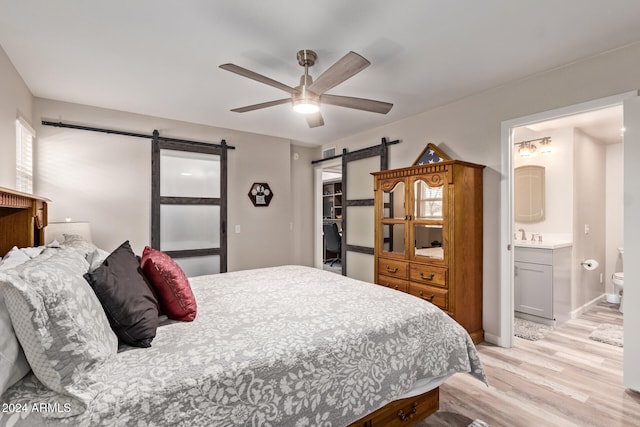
[526,105,624,145]
[1,1,640,146]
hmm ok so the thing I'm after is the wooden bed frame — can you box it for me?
[0,186,439,426]
[348,387,439,426]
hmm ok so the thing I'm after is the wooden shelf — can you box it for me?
[322,180,342,221]
[0,186,50,255]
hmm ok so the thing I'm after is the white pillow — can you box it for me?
[0,246,31,270]
[20,246,44,258]
[0,285,31,395]
[2,248,118,417]
[87,248,110,272]
[61,233,97,258]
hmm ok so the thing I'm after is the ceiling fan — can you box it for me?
[219,50,393,128]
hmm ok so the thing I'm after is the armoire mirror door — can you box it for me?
[379,180,407,258]
[411,176,446,263]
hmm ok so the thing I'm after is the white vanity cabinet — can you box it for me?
[514,245,571,322]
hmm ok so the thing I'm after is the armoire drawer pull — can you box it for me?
[419,272,435,280]
[419,291,435,302]
[385,265,399,273]
[394,285,399,290]
[397,402,418,421]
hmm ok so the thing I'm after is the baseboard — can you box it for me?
[570,293,606,319]
[484,332,505,347]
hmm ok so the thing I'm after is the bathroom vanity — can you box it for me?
[514,243,571,323]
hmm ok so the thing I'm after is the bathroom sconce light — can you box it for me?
[515,137,551,157]
[539,137,552,153]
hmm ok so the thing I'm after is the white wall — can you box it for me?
[573,129,606,309]
[605,143,624,296]
[32,98,315,270]
[290,145,318,266]
[513,127,574,236]
[323,41,640,391]
[0,45,33,188]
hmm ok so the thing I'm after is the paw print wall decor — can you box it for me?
[248,183,273,207]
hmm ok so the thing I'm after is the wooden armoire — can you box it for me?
[372,160,484,344]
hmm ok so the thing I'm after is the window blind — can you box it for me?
[16,116,35,193]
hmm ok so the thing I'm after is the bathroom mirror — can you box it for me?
[514,165,545,223]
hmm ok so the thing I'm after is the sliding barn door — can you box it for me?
[341,140,389,282]
[151,136,227,276]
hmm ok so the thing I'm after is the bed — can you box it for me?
[0,189,486,427]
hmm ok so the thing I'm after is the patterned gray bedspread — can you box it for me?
[1,265,485,426]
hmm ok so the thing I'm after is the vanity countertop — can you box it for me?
[513,240,572,250]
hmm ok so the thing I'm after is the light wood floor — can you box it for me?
[420,302,640,427]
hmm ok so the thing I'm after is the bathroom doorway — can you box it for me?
[510,106,624,333]
[499,91,639,349]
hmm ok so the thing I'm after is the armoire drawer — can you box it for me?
[376,275,409,293]
[378,258,408,279]
[409,264,447,288]
[409,282,449,310]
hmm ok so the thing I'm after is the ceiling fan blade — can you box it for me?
[230,98,290,113]
[308,51,370,95]
[220,63,296,94]
[305,112,324,128]
[321,94,393,114]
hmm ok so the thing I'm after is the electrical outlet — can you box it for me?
[235,225,241,234]
[600,273,603,283]
[584,224,590,234]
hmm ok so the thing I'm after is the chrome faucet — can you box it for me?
[518,228,526,241]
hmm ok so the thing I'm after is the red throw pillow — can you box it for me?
[140,246,197,321]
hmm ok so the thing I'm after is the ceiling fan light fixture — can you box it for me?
[220,49,392,126]
[292,90,320,114]
[293,100,320,114]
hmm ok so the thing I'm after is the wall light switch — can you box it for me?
[235,225,241,234]
[584,224,590,234]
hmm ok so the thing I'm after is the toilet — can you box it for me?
[612,248,624,313]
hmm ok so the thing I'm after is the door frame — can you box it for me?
[498,90,637,348]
